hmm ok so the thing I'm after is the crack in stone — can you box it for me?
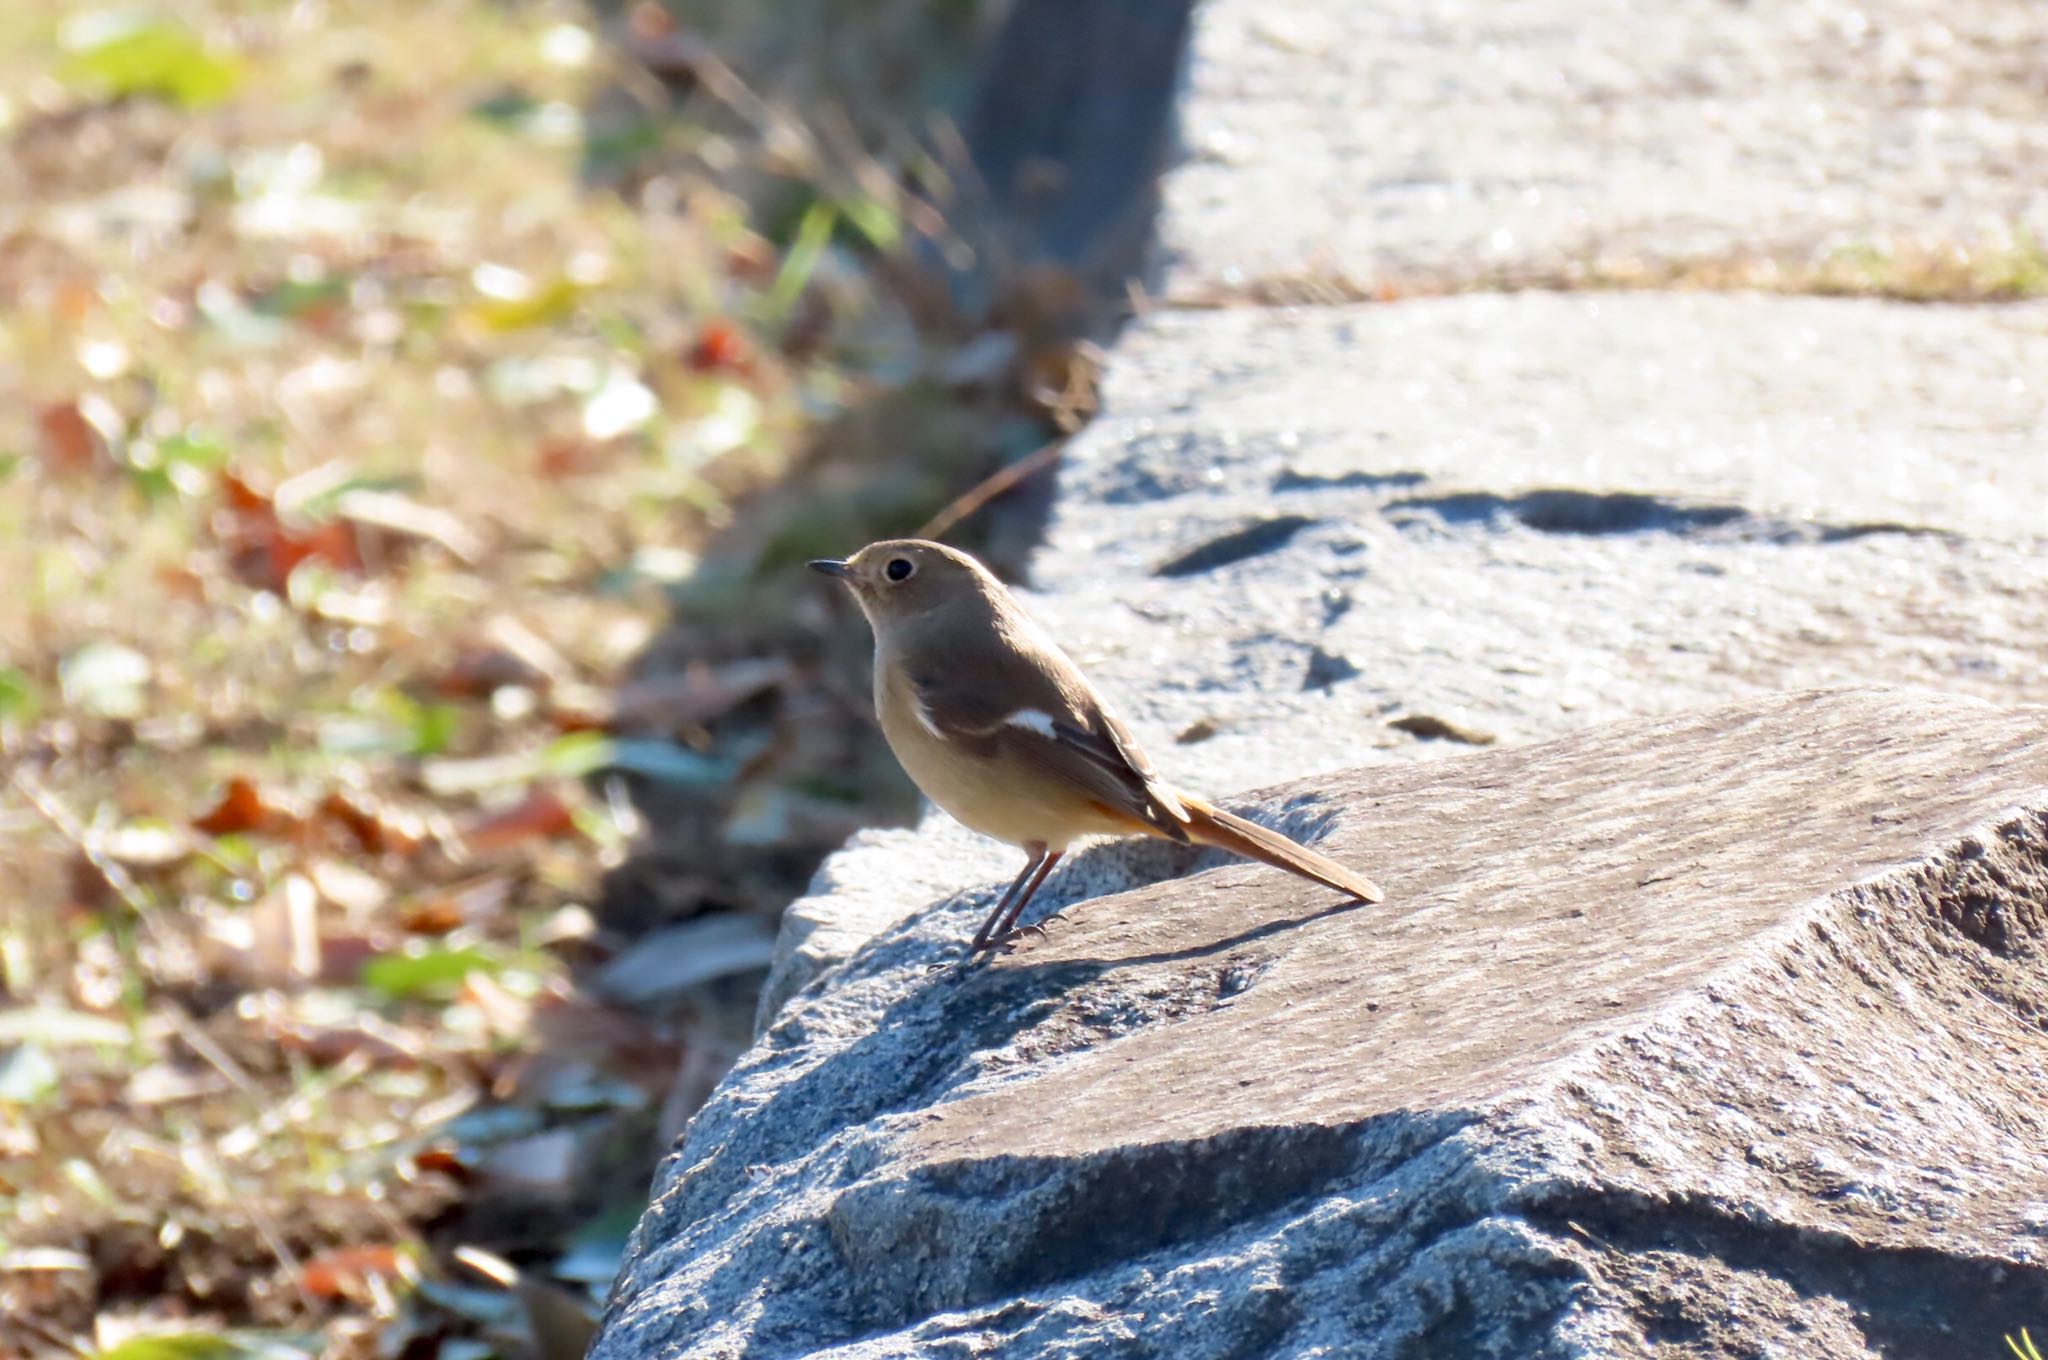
[1383,488,1956,544]
[1154,516,1319,576]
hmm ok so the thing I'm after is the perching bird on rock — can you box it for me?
[810,539,1383,953]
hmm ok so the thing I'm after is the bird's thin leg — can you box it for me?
[970,844,1046,953]
[984,849,1063,948]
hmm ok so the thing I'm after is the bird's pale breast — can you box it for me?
[874,654,1128,850]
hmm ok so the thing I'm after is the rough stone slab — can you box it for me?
[1024,290,2048,788]
[598,689,2048,1358]
[1160,0,2048,295]
[1066,292,2048,542]
[759,292,2048,1019]
[758,819,1012,1030]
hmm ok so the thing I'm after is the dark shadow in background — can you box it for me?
[428,0,1201,1330]
[598,0,1198,943]
[950,0,1196,314]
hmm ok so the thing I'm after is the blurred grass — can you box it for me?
[0,0,1089,1355]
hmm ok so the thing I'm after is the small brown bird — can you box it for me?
[810,539,1383,952]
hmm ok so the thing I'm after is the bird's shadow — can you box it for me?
[945,883,1375,980]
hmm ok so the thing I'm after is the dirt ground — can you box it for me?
[0,2,1088,1354]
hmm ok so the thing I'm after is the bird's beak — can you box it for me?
[807,558,853,580]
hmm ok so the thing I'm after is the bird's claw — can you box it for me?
[944,910,1070,970]
[982,918,1056,952]
[929,951,985,977]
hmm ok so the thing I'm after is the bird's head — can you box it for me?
[808,538,998,638]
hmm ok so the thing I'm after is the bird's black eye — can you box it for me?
[885,557,915,582]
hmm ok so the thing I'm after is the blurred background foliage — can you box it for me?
[0,0,1099,1355]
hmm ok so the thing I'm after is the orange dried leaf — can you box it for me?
[688,320,751,374]
[463,788,576,854]
[54,279,98,323]
[219,467,272,513]
[217,469,364,591]
[399,896,464,936]
[192,776,285,837]
[300,1244,412,1301]
[300,517,363,572]
[36,401,106,474]
[155,563,208,605]
[319,788,423,856]
[408,1144,470,1179]
[536,437,605,480]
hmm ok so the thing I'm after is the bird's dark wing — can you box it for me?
[905,654,1190,841]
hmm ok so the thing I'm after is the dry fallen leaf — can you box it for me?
[400,896,464,936]
[220,467,270,513]
[192,776,296,838]
[535,436,611,480]
[318,787,425,856]
[435,646,551,700]
[408,1144,469,1180]
[216,467,365,592]
[300,1243,414,1303]
[688,318,752,375]
[35,400,108,475]
[402,874,513,936]
[463,787,578,854]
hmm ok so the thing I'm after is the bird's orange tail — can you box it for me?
[1179,796,1383,903]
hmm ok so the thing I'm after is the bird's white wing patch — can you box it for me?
[908,690,945,739]
[1004,709,1059,739]
[1004,705,1191,828]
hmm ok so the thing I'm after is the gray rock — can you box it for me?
[764,292,2048,1020]
[1160,0,2048,295]
[1069,293,2048,541]
[598,688,2048,1358]
[611,0,2048,1349]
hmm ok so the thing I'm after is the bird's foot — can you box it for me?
[927,947,991,977]
[978,920,1054,952]
[1012,907,1073,943]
